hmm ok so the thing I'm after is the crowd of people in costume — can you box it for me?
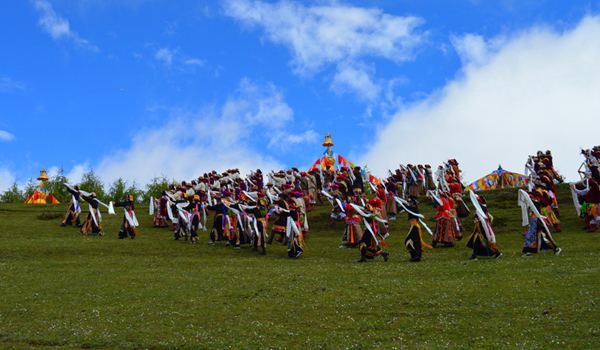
[55,147,600,262]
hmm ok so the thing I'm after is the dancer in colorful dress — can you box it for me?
[60,184,81,227]
[466,191,501,260]
[113,194,138,239]
[518,189,562,257]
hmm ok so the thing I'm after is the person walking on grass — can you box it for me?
[466,191,502,260]
[79,192,104,236]
[429,191,456,248]
[113,194,138,239]
[60,184,81,227]
[518,189,562,257]
[351,200,389,263]
[398,196,432,262]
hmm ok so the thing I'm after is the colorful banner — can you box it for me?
[369,175,382,185]
[468,169,529,191]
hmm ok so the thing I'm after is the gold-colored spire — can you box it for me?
[37,167,49,182]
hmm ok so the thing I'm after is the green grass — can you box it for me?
[1,184,599,349]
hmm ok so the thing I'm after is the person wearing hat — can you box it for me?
[466,194,501,260]
[447,193,465,241]
[194,178,206,193]
[384,179,398,220]
[352,166,364,196]
[268,193,290,244]
[306,171,318,210]
[79,192,104,236]
[310,169,324,204]
[290,190,309,237]
[571,178,600,232]
[328,184,346,227]
[336,174,351,200]
[406,165,420,198]
[282,183,292,195]
[113,194,138,239]
[244,192,269,255]
[369,197,389,238]
[226,196,252,249]
[60,184,82,227]
[187,195,204,244]
[206,192,231,245]
[284,194,306,259]
[152,191,170,228]
[337,198,363,248]
[402,196,432,262]
[355,201,389,263]
[521,190,562,257]
[173,193,192,241]
[448,180,469,218]
[264,182,277,198]
[424,165,436,191]
[323,168,334,192]
[532,178,561,233]
[298,173,310,209]
[429,191,455,247]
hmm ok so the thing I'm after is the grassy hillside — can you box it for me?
[0,184,599,349]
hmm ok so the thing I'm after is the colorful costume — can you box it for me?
[80,193,103,236]
[113,195,138,239]
[402,199,432,262]
[466,192,501,259]
[431,193,455,247]
[519,190,561,257]
[60,184,81,227]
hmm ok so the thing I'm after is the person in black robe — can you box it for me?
[207,193,230,245]
[113,194,137,239]
[60,184,81,227]
[79,192,103,236]
[243,193,269,255]
[356,202,389,263]
[403,197,432,262]
[173,195,191,241]
[267,193,290,244]
[285,196,305,259]
[187,195,203,244]
[466,195,501,260]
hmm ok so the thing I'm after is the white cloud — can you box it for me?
[67,163,90,184]
[450,33,505,66]
[152,47,205,72]
[224,0,426,101]
[32,0,100,52]
[184,58,205,66]
[227,78,294,129]
[154,47,177,66]
[330,60,381,102]
[361,16,600,183]
[0,77,27,93]
[0,130,15,142]
[267,130,319,150]
[94,78,314,185]
[0,168,16,193]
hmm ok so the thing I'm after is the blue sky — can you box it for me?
[2,0,600,191]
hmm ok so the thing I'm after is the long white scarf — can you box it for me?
[518,189,551,235]
[393,196,433,236]
[468,190,495,243]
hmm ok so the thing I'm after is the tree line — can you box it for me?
[0,167,175,204]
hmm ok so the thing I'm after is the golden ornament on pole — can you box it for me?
[25,168,59,204]
[37,167,49,181]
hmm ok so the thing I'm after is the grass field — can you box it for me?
[1,184,599,349]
